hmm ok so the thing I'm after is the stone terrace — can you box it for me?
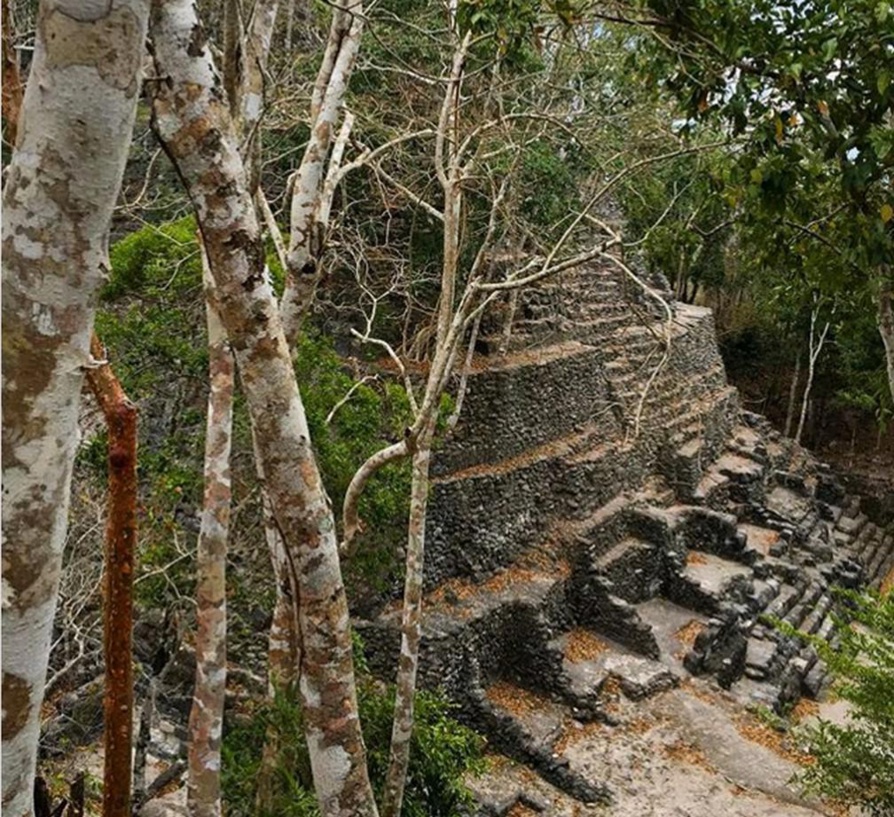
[358,257,894,813]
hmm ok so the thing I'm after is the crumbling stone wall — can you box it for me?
[425,260,740,589]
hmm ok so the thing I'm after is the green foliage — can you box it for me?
[294,330,413,589]
[362,682,486,817]
[85,219,416,606]
[86,218,208,608]
[457,0,542,61]
[222,672,485,817]
[789,590,894,816]
[623,0,893,424]
[617,141,731,299]
[517,139,579,229]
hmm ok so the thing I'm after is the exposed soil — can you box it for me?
[470,679,845,817]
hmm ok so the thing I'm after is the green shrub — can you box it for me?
[788,590,894,816]
[84,219,414,607]
[222,670,485,817]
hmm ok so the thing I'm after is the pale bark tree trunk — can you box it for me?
[254,430,301,814]
[1,3,147,814]
[784,350,801,438]
[222,0,244,114]
[187,252,235,817]
[795,303,832,446]
[380,420,435,817]
[381,40,469,817]
[264,0,361,735]
[280,0,364,343]
[878,273,894,407]
[149,3,378,814]
[239,0,279,194]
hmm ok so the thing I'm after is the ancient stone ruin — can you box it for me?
[360,254,894,811]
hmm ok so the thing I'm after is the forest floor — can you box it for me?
[470,676,852,817]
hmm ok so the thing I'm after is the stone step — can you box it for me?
[762,583,802,621]
[782,580,825,630]
[870,553,894,592]
[862,524,887,557]
[799,591,833,636]
[867,537,894,585]
[592,538,659,603]
[836,511,868,538]
[744,636,777,680]
[850,521,879,560]
[477,680,611,805]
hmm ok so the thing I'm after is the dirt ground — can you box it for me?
[470,678,850,817]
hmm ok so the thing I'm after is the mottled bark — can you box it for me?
[222,0,243,115]
[254,434,300,815]
[263,490,300,691]
[186,252,235,817]
[84,333,138,817]
[1,3,147,814]
[280,0,364,343]
[879,274,894,407]
[342,441,409,554]
[241,0,279,193]
[380,421,435,817]
[149,3,377,814]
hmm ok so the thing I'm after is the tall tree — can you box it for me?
[148,1,378,813]
[186,251,235,817]
[1,2,148,814]
[616,0,894,402]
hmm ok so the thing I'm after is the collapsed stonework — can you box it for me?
[359,258,894,809]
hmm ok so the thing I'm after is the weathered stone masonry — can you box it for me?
[359,257,894,807]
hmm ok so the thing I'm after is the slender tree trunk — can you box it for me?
[381,42,470,817]
[222,0,243,114]
[240,0,280,194]
[85,333,138,817]
[878,274,894,407]
[1,4,147,814]
[280,0,364,343]
[254,436,300,814]
[784,350,801,438]
[796,306,831,446]
[187,252,235,817]
[149,4,378,813]
[380,420,435,817]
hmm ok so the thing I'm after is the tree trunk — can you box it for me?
[149,4,378,814]
[380,420,435,817]
[784,350,801,438]
[85,333,138,817]
[186,252,235,817]
[254,436,300,815]
[239,0,280,194]
[796,307,831,447]
[1,3,148,814]
[878,275,894,407]
[280,0,364,343]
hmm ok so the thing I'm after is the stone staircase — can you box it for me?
[358,259,894,813]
